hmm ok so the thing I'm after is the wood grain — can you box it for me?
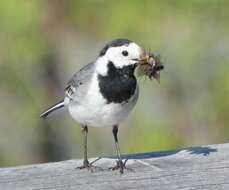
[0,143,229,190]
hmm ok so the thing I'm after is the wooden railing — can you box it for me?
[0,143,228,190]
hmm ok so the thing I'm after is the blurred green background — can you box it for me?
[0,0,229,167]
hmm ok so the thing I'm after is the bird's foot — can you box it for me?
[77,159,94,171]
[109,159,127,174]
[77,159,103,172]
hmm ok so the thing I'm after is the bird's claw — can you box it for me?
[77,159,103,172]
[110,160,126,174]
[77,159,94,171]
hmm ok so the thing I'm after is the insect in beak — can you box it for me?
[136,53,164,83]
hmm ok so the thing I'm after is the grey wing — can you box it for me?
[65,62,95,102]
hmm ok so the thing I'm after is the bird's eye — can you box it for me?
[122,50,129,56]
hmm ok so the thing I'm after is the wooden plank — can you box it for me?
[0,143,229,190]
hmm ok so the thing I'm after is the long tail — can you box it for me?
[40,100,65,119]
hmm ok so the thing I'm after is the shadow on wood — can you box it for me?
[106,145,218,160]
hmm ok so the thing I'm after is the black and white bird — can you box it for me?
[40,39,153,173]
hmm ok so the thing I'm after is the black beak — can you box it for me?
[131,54,150,64]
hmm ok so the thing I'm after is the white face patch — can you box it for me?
[95,42,144,76]
[95,56,109,76]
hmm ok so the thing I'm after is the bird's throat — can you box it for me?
[98,61,137,104]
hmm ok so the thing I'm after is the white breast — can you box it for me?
[66,73,139,128]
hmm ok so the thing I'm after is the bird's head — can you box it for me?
[96,39,147,75]
[96,39,164,82]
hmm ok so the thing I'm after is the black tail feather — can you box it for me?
[40,100,65,119]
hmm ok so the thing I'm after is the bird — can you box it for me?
[40,38,153,173]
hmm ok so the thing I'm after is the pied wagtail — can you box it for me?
[40,39,161,173]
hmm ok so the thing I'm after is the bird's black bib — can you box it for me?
[98,61,137,104]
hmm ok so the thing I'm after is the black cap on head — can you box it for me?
[99,39,132,56]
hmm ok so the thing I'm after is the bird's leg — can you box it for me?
[110,125,125,174]
[78,125,91,169]
[77,126,104,172]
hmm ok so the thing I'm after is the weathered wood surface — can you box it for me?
[0,143,229,190]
